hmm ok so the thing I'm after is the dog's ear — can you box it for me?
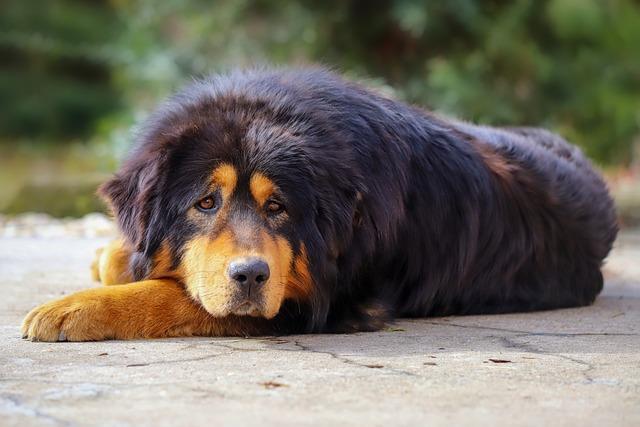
[98,152,168,255]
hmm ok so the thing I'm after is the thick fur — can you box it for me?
[22,67,618,341]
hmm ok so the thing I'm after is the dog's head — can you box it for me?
[99,69,398,326]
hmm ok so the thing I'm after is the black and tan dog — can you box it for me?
[22,67,618,341]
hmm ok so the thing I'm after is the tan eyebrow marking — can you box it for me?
[249,172,276,207]
[211,163,238,198]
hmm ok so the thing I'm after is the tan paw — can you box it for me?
[21,295,110,342]
[90,246,104,282]
[91,240,134,286]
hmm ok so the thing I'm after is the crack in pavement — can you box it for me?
[2,340,259,375]
[498,336,596,383]
[122,351,233,367]
[179,336,423,377]
[419,321,631,386]
[8,338,423,377]
[293,340,420,377]
[424,321,638,337]
[6,323,636,386]
[288,339,420,377]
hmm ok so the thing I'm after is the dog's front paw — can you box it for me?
[21,295,109,342]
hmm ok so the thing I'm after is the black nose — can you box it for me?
[228,257,270,288]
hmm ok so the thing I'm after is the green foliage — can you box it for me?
[1,0,639,165]
[0,0,123,141]
[4,181,107,217]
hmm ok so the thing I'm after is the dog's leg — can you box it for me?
[327,300,392,333]
[90,239,134,285]
[21,279,266,341]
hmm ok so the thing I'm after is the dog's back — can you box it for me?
[420,119,619,314]
[460,122,617,261]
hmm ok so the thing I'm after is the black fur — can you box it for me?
[101,67,618,334]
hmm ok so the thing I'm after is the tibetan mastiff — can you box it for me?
[22,67,618,341]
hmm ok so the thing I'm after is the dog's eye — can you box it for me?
[265,200,285,215]
[196,195,218,212]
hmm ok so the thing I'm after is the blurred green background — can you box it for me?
[1,0,639,221]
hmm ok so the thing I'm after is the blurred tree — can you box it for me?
[0,0,123,142]
[1,0,639,165]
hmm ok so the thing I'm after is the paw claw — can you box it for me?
[21,295,102,342]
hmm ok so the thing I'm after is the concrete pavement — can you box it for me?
[1,228,639,426]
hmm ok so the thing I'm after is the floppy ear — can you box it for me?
[98,152,168,258]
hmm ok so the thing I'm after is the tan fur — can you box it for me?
[21,279,268,341]
[181,231,240,316]
[91,239,134,285]
[180,229,293,319]
[249,172,276,206]
[92,229,306,325]
[212,163,237,198]
[284,244,313,300]
[472,142,516,183]
[149,240,180,279]
[91,239,176,286]
[25,164,313,341]
[260,231,293,316]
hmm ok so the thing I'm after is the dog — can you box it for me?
[22,67,618,341]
